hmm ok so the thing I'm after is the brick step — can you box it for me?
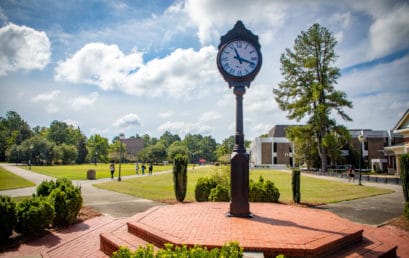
[100,221,153,256]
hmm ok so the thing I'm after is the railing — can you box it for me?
[303,170,401,185]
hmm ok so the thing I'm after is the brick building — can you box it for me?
[250,125,403,172]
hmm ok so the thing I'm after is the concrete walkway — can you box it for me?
[0,164,165,218]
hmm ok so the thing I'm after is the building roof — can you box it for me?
[122,138,144,156]
[268,125,292,138]
[392,108,409,135]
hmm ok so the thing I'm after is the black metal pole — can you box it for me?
[118,140,122,181]
[359,142,362,185]
[229,85,251,217]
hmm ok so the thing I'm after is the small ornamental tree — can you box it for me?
[292,169,301,203]
[400,153,409,220]
[173,154,188,202]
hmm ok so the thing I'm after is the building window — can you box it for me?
[273,143,277,153]
[273,157,277,164]
[289,145,292,153]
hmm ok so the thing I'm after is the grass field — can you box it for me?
[19,163,176,180]
[95,166,393,205]
[0,166,35,190]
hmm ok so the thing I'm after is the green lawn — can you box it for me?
[95,166,393,205]
[0,167,35,190]
[19,163,176,180]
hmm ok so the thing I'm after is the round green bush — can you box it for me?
[262,180,280,202]
[208,185,230,202]
[49,182,82,227]
[36,180,56,196]
[249,180,264,202]
[195,177,217,202]
[15,196,55,235]
[0,195,17,242]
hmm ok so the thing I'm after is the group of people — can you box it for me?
[135,162,153,176]
[109,162,153,179]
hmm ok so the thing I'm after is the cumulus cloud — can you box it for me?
[55,43,143,90]
[71,92,99,111]
[158,120,213,136]
[368,4,409,58]
[113,113,142,128]
[183,0,286,44]
[55,43,218,98]
[0,23,50,76]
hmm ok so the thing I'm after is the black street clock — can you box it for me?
[217,21,262,86]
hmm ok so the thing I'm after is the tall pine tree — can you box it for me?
[274,23,352,172]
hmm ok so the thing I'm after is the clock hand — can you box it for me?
[233,48,243,64]
[240,57,255,66]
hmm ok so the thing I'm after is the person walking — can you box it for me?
[149,163,153,175]
[135,162,139,175]
[110,162,115,179]
[141,164,146,175]
[348,166,355,183]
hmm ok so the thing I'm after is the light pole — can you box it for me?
[118,133,125,181]
[29,144,33,170]
[358,131,365,186]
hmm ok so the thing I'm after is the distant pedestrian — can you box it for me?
[141,164,146,175]
[348,166,355,183]
[110,162,115,179]
[135,162,139,174]
[149,163,153,175]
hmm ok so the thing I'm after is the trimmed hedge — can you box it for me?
[15,196,55,235]
[0,195,17,242]
[173,154,188,202]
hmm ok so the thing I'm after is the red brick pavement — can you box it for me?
[2,203,409,258]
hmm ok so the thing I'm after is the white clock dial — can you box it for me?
[219,40,259,77]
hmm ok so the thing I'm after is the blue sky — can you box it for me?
[0,0,408,143]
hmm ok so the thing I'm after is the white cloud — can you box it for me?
[113,113,142,128]
[63,119,79,127]
[55,42,143,90]
[159,111,174,118]
[158,117,215,136]
[55,43,218,98]
[368,4,409,58]
[0,23,50,76]
[71,92,99,111]
[183,0,286,44]
[46,103,59,113]
[32,90,61,102]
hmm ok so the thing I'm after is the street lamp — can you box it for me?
[118,133,125,181]
[29,144,33,170]
[358,131,365,186]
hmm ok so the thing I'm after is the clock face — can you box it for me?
[219,40,260,77]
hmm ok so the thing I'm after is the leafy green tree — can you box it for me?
[87,134,109,163]
[167,141,189,161]
[159,131,181,148]
[54,144,78,164]
[286,125,319,169]
[137,143,166,163]
[47,120,71,145]
[197,136,217,162]
[273,23,352,172]
[0,111,32,161]
[75,133,88,164]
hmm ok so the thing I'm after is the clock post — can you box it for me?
[217,21,262,217]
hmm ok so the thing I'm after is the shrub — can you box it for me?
[36,180,56,197]
[404,202,409,220]
[292,169,301,203]
[249,176,280,203]
[112,242,243,258]
[173,154,188,202]
[36,178,82,227]
[0,195,17,242]
[195,177,217,202]
[50,186,82,227]
[15,196,55,235]
[263,180,280,202]
[208,185,230,202]
[249,179,264,202]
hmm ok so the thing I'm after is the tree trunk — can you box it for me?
[321,146,328,172]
